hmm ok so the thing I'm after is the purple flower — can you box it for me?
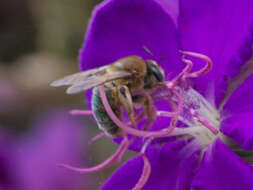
[0,111,88,190]
[62,0,253,189]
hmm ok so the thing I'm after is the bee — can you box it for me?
[51,56,165,137]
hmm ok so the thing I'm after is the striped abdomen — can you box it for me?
[91,86,122,136]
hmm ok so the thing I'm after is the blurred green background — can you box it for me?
[0,0,135,189]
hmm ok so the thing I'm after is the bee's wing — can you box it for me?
[50,66,108,87]
[50,65,132,94]
[66,70,131,94]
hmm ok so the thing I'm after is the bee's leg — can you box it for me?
[132,94,157,130]
[132,95,146,122]
[142,93,157,130]
[117,85,137,128]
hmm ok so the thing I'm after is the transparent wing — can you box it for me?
[50,66,132,94]
[50,65,108,87]
[66,71,131,94]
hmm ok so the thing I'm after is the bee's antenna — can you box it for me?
[143,46,165,64]
[158,55,165,64]
[143,46,154,59]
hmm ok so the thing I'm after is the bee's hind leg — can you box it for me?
[117,85,137,128]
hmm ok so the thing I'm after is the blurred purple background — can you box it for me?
[0,1,135,189]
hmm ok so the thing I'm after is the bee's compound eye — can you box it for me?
[153,68,163,81]
[149,65,164,82]
[146,61,165,82]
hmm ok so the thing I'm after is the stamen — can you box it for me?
[133,138,153,190]
[180,51,213,78]
[59,136,130,173]
[169,127,204,136]
[165,87,184,133]
[171,51,193,84]
[132,153,151,190]
[117,137,137,162]
[69,110,93,116]
[190,109,219,135]
[157,110,178,117]
[88,132,105,145]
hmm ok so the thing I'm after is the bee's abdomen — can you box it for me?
[91,87,121,136]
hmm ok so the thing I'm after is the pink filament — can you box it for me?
[132,153,151,190]
[157,111,178,117]
[117,137,137,162]
[165,87,184,133]
[88,132,105,145]
[69,110,93,116]
[169,51,212,87]
[180,51,213,78]
[171,51,193,84]
[191,110,219,135]
[132,138,153,190]
[59,136,130,173]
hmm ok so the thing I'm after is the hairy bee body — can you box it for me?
[92,86,121,136]
[91,57,148,136]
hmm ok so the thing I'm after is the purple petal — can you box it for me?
[221,75,253,114]
[155,0,179,26]
[179,0,253,105]
[80,0,182,77]
[221,75,253,150]
[221,111,253,151]
[192,139,253,190]
[102,141,198,190]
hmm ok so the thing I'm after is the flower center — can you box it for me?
[176,87,221,147]
[153,51,223,151]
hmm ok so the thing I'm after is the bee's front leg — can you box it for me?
[143,93,157,130]
[117,85,137,128]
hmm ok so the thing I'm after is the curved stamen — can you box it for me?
[88,132,105,145]
[70,110,93,116]
[180,51,213,78]
[58,136,130,173]
[132,138,153,190]
[165,87,184,133]
[132,153,151,190]
[117,137,137,162]
[171,51,194,85]
[157,110,178,117]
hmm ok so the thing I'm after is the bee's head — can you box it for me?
[145,60,165,88]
